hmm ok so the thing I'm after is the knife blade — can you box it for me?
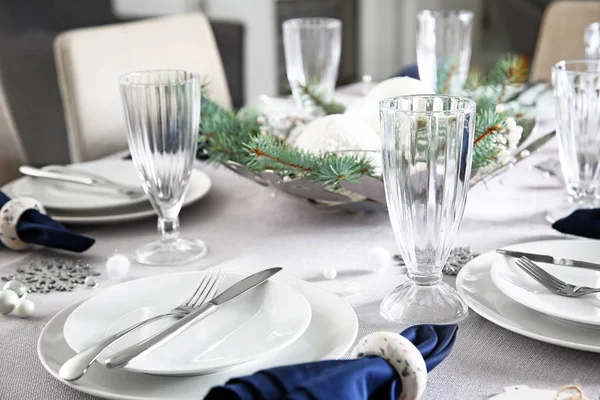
[496,249,600,271]
[104,267,282,369]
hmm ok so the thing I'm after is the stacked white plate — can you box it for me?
[38,270,358,399]
[457,239,600,353]
[2,159,211,224]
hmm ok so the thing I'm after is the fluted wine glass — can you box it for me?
[283,18,342,117]
[546,60,600,222]
[380,95,475,324]
[416,10,474,94]
[120,70,207,265]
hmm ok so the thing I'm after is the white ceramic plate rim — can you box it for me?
[41,169,211,224]
[4,160,149,211]
[457,240,600,353]
[37,275,359,400]
[63,272,312,375]
[490,255,600,326]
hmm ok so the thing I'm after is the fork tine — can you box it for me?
[520,258,567,288]
[185,268,215,307]
[516,259,563,291]
[192,269,220,307]
[205,269,226,301]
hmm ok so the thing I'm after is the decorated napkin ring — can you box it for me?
[0,197,45,250]
[353,331,427,400]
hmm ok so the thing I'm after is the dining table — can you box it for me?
[1,108,599,399]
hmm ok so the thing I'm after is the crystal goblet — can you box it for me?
[120,70,207,265]
[416,10,474,94]
[380,95,475,325]
[283,18,342,117]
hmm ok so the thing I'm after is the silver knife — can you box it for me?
[496,249,600,271]
[19,166,144,197]
[104,267,282,369]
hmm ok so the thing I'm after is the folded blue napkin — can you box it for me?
[552,209,600,239]
[392,63,420,80]
[0,192,95,252]
[205,324,457,400]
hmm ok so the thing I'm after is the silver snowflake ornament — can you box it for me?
[1,258,101,293]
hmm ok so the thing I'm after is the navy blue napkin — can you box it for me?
[552,209,600,239]
[392,63,420,80]
[0,192,95,252]
[205,324,457,400]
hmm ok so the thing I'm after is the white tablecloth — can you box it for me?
[2,121,600,399]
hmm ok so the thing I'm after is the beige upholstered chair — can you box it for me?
[530,1,600,82]
[54,12,231,163]
[0,75,27,186]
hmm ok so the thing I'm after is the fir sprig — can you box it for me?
[298,83,346,115]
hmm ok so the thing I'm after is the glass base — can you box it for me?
[135,238,208,266]
[380,280,468,325]
[545,198,600,224]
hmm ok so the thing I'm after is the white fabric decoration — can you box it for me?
[345,77,435,136]
[353,331,427,400]
[294,114,382,171]
[0,197,45,250]
[106,253,131,279]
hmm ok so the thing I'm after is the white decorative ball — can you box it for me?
[294,114,382,171]
[13,298,34,318]
[3,279,28,298]
[345,77,435,136]
[106,253,131,280]
[0,289,19,315]
[323,267,338,280]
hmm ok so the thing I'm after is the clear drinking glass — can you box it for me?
[380,95,475,325]
[585,22,600,60]
[120,70,207,266]
[283,18,342,117]
[416,10,474,94]
[547,60,600,222]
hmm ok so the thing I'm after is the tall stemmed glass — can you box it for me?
[380,95,475,324]
[120,70,207,265]
[283,18,342,117]
[416,10,474,94]
[547,60,600,222]
[585,22,600,60]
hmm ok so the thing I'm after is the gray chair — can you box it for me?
[0,0,244,166]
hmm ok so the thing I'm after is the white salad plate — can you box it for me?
[457,240,600,354]
[4,159,148,211]
[38,274,358,400]
[490,240,600,326]
[63,271,312,376]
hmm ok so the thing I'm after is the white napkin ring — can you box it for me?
[0,197,45,250]
[353,331,427,400]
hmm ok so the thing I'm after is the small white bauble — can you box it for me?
[345,77,435,136]
[13,298,34,318]
[294,114,382,171]
[323,267,337,280]
[106,253,131,280]
[0,289,19,315]
[3,279,28,298]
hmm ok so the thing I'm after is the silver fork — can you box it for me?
[59,268,226,381]
[515,257,600,298]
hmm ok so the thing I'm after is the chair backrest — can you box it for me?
[530,1,600,82]
[54,12,231,163]
[0,73,27,186]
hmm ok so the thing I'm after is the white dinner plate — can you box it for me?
[457,241,600,354]
[63,271,312,375]
[490,240,600,326]
[4,160,148,211]
[35,168,211,225]
[38,275,358,400]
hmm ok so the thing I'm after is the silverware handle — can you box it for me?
[19,166,93,186]
[58,313,174,381]
[105,303,218,369]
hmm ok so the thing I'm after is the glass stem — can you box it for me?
[158,217,180,242]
